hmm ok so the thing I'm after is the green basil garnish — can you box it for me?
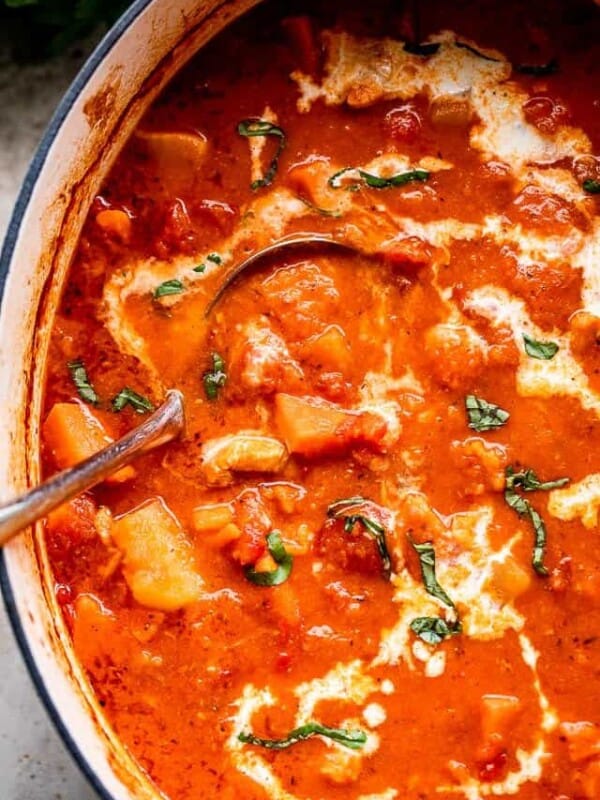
[410,616,462,645]
[328,167,429,191]
[297,196,342,218]
[523,334,559,360]
[327,497,392,577]
[202,352,227,400]
[112,387,155,414]
[153,279,184,299]
[506,467,569,493]
[583,180,600,195]
[67,359,99,406]
[404,41,440,57]
[465,395,510,432]
[193,264,206,273]
[515,59,558,76]
[409,538,455,609]
[207,253,222,264]
[239,722,367,750]
[237,118,286,189]
[245,531,293,586]
[455,41,500,62]
[504,466,569,576]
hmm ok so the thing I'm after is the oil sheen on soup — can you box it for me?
[41,1,600,798]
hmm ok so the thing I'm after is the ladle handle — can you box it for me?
[0,390,185,547]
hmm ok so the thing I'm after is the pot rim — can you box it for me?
[0,2,157,796]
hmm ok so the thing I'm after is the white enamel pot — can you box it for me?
[0,1,259,796]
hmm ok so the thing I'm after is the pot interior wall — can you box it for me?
[0,0,260,796]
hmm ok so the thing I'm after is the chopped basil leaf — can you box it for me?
[409,538,455,608]
[193,264,206,273]
[237,118,286,189]
[297,196,342,218]
[327,497,392,577]
[327,496,370,513]
[523,334,559,360]
[583,179,600,194]
[245,531,293,586]
[504,466,569,576]
[465,394,510,432]
[410,616,462,645]
[203,352,227,400]
[403,41,440,56]
[505,467,569,493]
[112,387,155,414]
[515,59,559,76]
[328,167,429,191]
[455,41,500,62]
[67,359,99,406]
[153,279,184,299]
[207,253,222,264]
[239,722,367,751]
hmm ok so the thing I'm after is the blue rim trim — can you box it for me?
[0,2,157,798]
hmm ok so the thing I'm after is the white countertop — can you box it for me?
[0,36,100,800]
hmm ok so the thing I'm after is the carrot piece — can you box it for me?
[274,393,386,457]
[95,209,132,242]
[43,402,135,484]
[282,15,320,75]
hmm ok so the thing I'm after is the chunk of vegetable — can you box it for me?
[111,497,204,611]
[302,325,351,372]
[95,208,132,242]
[200,433,288,486]
[43,402,135,484]
[135,130,208,175]
[230,318,304,394]
[559,721,600,763]
[275,394,387,457]
[192,503,235,533]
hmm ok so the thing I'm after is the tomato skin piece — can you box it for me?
[385,103,422,143]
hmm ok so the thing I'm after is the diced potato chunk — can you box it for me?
[488,556,531,602]
[192,503,234,533]
[95,208,132,242]
[303,325,352,372]
[43,402,135,484]
[135,130,208,174]
[111,497,204,611]
[200,433,288,486]
[275,393,387,457]
[560,721,600,763]
[480,695,521,743]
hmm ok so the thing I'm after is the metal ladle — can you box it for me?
[0,232,351,546]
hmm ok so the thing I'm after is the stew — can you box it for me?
[41,1,600,798]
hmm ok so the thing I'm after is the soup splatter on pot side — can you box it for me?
[41,1,600,798]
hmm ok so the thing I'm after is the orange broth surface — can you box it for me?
[42,1,600,798]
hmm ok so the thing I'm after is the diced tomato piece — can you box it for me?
[379,235,433,270]
[230,489,271,565]
[522,94,570,135]
[477,749,508,783]
[274,393,387,457]
[509,185,587,234]
[315,518,384,577]
[43,402,135,483]
[385,103,422,143]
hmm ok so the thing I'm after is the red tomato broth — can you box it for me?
[41,1,600,798]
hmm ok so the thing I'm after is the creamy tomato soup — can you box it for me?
[41,1,600,798]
